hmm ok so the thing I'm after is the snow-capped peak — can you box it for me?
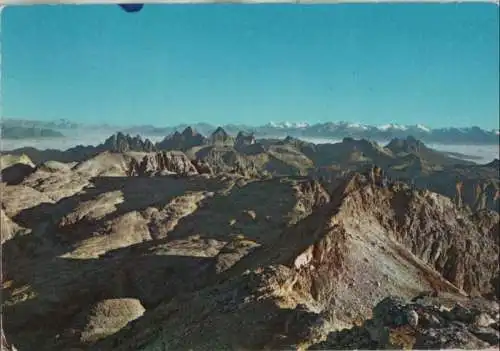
[345,123,369,130]
[268,121,309,129]
[415,124,430,132]
[264,121,494,137]
[377,123,408,131]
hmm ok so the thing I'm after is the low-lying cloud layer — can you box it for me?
[2,135,498,164]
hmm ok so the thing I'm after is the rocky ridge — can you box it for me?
[1,128,499,351]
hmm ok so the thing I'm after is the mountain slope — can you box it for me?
[298,137,395,167]
[156,127,207,151]
[3,162,497,350]
[89,174,498,350]
[386,136,475,167]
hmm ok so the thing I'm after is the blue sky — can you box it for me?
[2,4,499,129]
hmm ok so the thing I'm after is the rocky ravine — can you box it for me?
[1,149,499,351]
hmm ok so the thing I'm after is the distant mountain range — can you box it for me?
[117,122,500,145]
[2,126,484,168]
[2,126,65,140]
[2,118,79,131]
[3,127,499,214]
[2,118,499,144]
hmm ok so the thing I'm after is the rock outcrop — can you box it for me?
[311,295,499,350]
[234,131,256,150]
[72,298,146,344]
[0,154,34,171]
[156,127,207,151]
[101,132,156,153]
[387,136,426,155]
[191,159,214,175]
[209,127,235,146]
[333,173,500,297]
[386,136,470,166]
[127,151,198,176]
[1,163,36,185]
[3,134,155,165]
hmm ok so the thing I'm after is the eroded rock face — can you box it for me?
[156,127,207,151]
[471,210,500,243]
[102,132,156,153]
[336,174,500,297]
[191,159,214,175]
[128,151,198,176]
[310,295,500,350]
[387,136,425,154]
[209,127,235,147]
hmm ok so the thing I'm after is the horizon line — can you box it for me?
[2,116,499,131]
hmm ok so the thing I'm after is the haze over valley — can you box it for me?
[3,119,499,164]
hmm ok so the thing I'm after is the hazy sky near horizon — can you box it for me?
[2,4,499,129]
